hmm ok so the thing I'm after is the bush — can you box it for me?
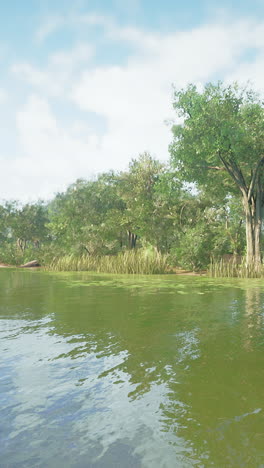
[169,226,216,271]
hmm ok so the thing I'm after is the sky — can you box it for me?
[1,0,264,202]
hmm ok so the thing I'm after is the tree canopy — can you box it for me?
[170,82,264,267]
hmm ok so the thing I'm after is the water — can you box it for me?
[1,269,264,467]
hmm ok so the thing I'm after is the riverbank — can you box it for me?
[0,262,206,275]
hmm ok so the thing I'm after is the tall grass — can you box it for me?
[46,249,169,274]
[209,257,264,278]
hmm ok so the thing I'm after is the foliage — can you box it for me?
[170,82,264,194]
[0,201,50,265]
[0,152,249,273]
[169,81,264,267]
[48,174,126,255]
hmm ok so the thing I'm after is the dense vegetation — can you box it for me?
[0,153,246,272]
[1,82,263,275]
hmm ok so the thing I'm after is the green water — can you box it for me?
[1,270,264,467]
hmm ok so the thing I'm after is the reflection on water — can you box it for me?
[1,270,264,467]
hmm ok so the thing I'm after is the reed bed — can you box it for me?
[209,257,264,278]
[46,249,169,274]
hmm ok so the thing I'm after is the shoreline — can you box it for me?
[0,263,206,275]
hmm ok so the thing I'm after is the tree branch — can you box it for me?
[207,165,226,170]
[218,152,243,190]
[217,150,248,196]
[247,156,264,201]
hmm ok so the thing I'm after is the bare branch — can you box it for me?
[207,166,225,171]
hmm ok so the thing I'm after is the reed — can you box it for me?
[209,257,264,278]
[46,249,169,274]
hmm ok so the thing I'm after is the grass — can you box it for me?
[46,249,169,274]
[209,257,264,278]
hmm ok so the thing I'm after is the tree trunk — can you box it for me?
[243,190,262,270]
[128,230,131,248]
[127,230,137,249]
[254,179,262,268]
[17,238,26,252]
[131,233,137,248]
[243,198,255,265]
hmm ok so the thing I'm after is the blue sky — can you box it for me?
[1,0,264,201]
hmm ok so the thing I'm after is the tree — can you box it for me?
[48,175,126,255]
[0,202,15,243]
[117,153,170,250]
[169,82,264,269]
[167,192,236,270]
[10,202,49,251]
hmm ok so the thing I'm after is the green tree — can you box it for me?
[117,153,164,248]
[170,82,264,269]
[117,153,183,251]
[168,193,233,270]
[10,202,49,251]
[48,174,126,255]
[0,202,15,243]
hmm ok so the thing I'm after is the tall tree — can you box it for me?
[169,82,264,268]
[117,153,167,249]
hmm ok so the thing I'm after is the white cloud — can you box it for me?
[11,43,94,97]
[3,15,264,201]
[227,53,264,93]
[71,19,264,166]
[35,13,111,43]
[50,43,94,67]
[11,63,63,96]
[0,88,7,103]
[9,95,100,201]
[36,16,66,42]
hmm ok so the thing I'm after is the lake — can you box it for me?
[1,269,264,467]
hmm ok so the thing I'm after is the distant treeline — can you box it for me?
[1,81,264,272]
[0,152,245,271]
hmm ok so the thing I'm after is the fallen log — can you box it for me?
[20,260,41,268]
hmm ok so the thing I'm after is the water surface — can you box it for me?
[1,269,264,467]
